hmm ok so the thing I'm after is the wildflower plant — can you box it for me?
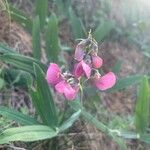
[0,1,150,148]
[46,32,116,101]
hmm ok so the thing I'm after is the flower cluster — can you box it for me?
[46,34,116,100]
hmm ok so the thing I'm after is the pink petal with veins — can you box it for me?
[81,61,91,79]
[55,80,66,93]
[95,72,116,90]
[73,61,91,79]
[64,84,77,100]
[46,63,61,85]
[92,55,103,68]
[73,62,84,78]
[55,80,77,100]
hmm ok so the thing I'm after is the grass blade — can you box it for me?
[32,16,41,60]
[45,13,60,62]
[35,0,48,28]
[135,76,150,133]
[30,63,58,127]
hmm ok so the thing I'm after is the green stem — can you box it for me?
[80,84,83,105]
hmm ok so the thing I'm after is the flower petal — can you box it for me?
[95,72,116,90]
[55,80,66,93]
[81,61,91,79]
[64,84,77,100]
[74,44,85,61]
[73,62,84,78]
[92,55,103,68]
[46,63,61,85]
[55,80,77,100]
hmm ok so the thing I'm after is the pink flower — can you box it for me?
[46,63,61,85]
[74,60,91,79]
[93,72,116,90]
[55,80,79,100]
[46,63,79,100]
[74,43,85,61]
[92,55,103,69]
[74,39,103,79]
[73,55,103,79]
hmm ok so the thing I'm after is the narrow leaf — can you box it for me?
[69,7,85,39]
[35,0,48,28]
[30,63,58,127]
[0,106,39,125]
[135,76,150,133]
[140,134,150,144]
[8,5,32,32]
[32,16,41,60]
[45,13,60,62]
[0,78,5,89]
[0,53,46,73]
[108,75,143,92]
[93,21,114,42]
[112,59,122,73]
[0,125,57,144]
[69,101,108,133]
[4,69,33,89]
[59,110,81,132]
[0,43,16,54]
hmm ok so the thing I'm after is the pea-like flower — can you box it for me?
[46,33,117,101]
[74,38,103,79]
[92,72,116,90]
[46,63,79,100]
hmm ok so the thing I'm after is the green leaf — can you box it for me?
[69,100,108,133]
[7,5,32,32]
[32,16,41,60]
[45,13,60,62]
[0,53,46,74]
[0,78,5,89]
[4,69,33,88]
[112,59,122,73]
[93,21,114,42]
[35,0,48,28]
[113,138,128,150]
[30,63,58,127]
[108,75,143,92]
[0,125,58,144]
[54,0,71,18]
[140,134,150,143]
[135,76,150,133]
[69,100,137,143]
[0,43,16,54]
[59,110,81,132]
[69,7,85,39]
[0,106,39,125]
